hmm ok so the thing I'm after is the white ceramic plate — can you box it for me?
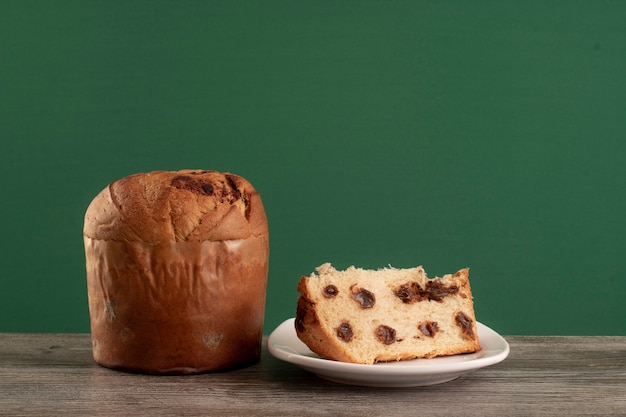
[267,318,509,387]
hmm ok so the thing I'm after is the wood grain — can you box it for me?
[1,334,624,416]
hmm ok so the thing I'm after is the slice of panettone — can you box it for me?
[295,263,481,364]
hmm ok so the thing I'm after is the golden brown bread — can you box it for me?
[83,170,269,374]
[295,263,481,364]
[83,170,268,243]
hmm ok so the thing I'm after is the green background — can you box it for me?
[2,1,625,336]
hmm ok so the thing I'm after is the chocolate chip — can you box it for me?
[393,282,427,303]
[375,325,397,345]
[350,286,375,309]
[336,321,353,342]
[393,281,458,303]
[418,321,439,337]
[455,312,475,339]
[201,183,214,194]
[323,285,338,298]
[426,281,459,301]
[170,175,215,196]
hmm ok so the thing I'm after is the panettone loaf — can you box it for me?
[295,263,480,364]
[83,170,269,374]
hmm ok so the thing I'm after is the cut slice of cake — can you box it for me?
[295,263,481,364]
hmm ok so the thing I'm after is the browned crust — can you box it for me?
[83,170,268,244]
[85,237,269,374]
[295,277,360,363]
[449,268,481,352]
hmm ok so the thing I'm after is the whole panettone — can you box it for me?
[83,170,269,374]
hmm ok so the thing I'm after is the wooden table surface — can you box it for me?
[1,333,624,416]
